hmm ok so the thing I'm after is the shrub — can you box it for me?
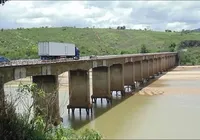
[0,83,103,140]
[0,101,46,140]
[140,44,149,53]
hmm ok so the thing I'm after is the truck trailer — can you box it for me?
[38,42,80,60]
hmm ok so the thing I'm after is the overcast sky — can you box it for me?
[0,1,200,31]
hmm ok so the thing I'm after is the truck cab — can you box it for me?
[0,56,10,63]
[74,47,80,60]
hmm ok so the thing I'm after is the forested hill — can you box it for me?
[0,27,200,61]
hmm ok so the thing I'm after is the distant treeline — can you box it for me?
[179,40,200,48]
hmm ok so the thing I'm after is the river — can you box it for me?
[4,66,200,139]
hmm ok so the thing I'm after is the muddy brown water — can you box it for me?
[4,66,200,139]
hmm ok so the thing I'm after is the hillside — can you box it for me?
[192,28,200,32]
[0,27,200,64]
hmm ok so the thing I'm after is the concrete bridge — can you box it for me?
[0,52,178,122]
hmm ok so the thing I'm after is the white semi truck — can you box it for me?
[38,41,80,60]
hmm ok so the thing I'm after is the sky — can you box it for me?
[0,1,200,31]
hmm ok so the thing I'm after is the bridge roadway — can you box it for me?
[0,52,178,124]
[0,52,174,67]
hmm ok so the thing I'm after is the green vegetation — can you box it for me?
[179,47,200,65]
[168,43,177,52]
[140,44,149,53]
[0,27,200,64]
[1,83,102,140]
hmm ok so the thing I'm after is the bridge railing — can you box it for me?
[0,56,93,67]
[0,57,83,67]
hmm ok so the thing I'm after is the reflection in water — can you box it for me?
[4,66,200,139]
[63,93,127,130]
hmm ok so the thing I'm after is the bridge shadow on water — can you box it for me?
[63,67,176,130]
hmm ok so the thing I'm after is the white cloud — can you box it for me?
[166,22,189,31]
[0,1,200,31]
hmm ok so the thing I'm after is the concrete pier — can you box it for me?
[142,60,149,80]
[173,56,176,67]
[135,61,143,82]
[157,58,162,74]
[154,58,159,75]
[92,66,111,104]
[32,75,60,125]
[166,57,169,71]
[149,59,154,78]
[124,62,135,92]
[169,56,173,69]
[160,57,164,73]
[67,70,92,115]
[110,64,125,96]
[163,57,167,72]
[169,56,172,68]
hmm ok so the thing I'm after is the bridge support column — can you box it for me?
[170,56,173,69]
[176,53,180,66]
[169,56,173,68]
[32,75,60,125]
[158,58,162,74]
[168,56,170,69]
[171,56,174,68]
[110,64,125,96]
[172,56,175,67]
[161,57,165,72]
[124,62,135,93]
[165,57,168,70]
[174,55,177,67]
[143,60,149,81]
[149,59,154,78]
[68,69,92,115]
[153,59,159,75]
[156,58,161,74]
[135,61,143,87]
[92,66,111,104]
[163,57,167,71]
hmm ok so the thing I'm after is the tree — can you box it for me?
[0,0,9,5]
[121,26,126,30]
[140,44,149,53]
[117,26,126,30]
[165,29,172,32]
[169,43,176,52]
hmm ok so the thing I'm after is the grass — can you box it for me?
[0,27,200,60]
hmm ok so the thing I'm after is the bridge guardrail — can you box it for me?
[0,57,80,67]
[0,56,91,67]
